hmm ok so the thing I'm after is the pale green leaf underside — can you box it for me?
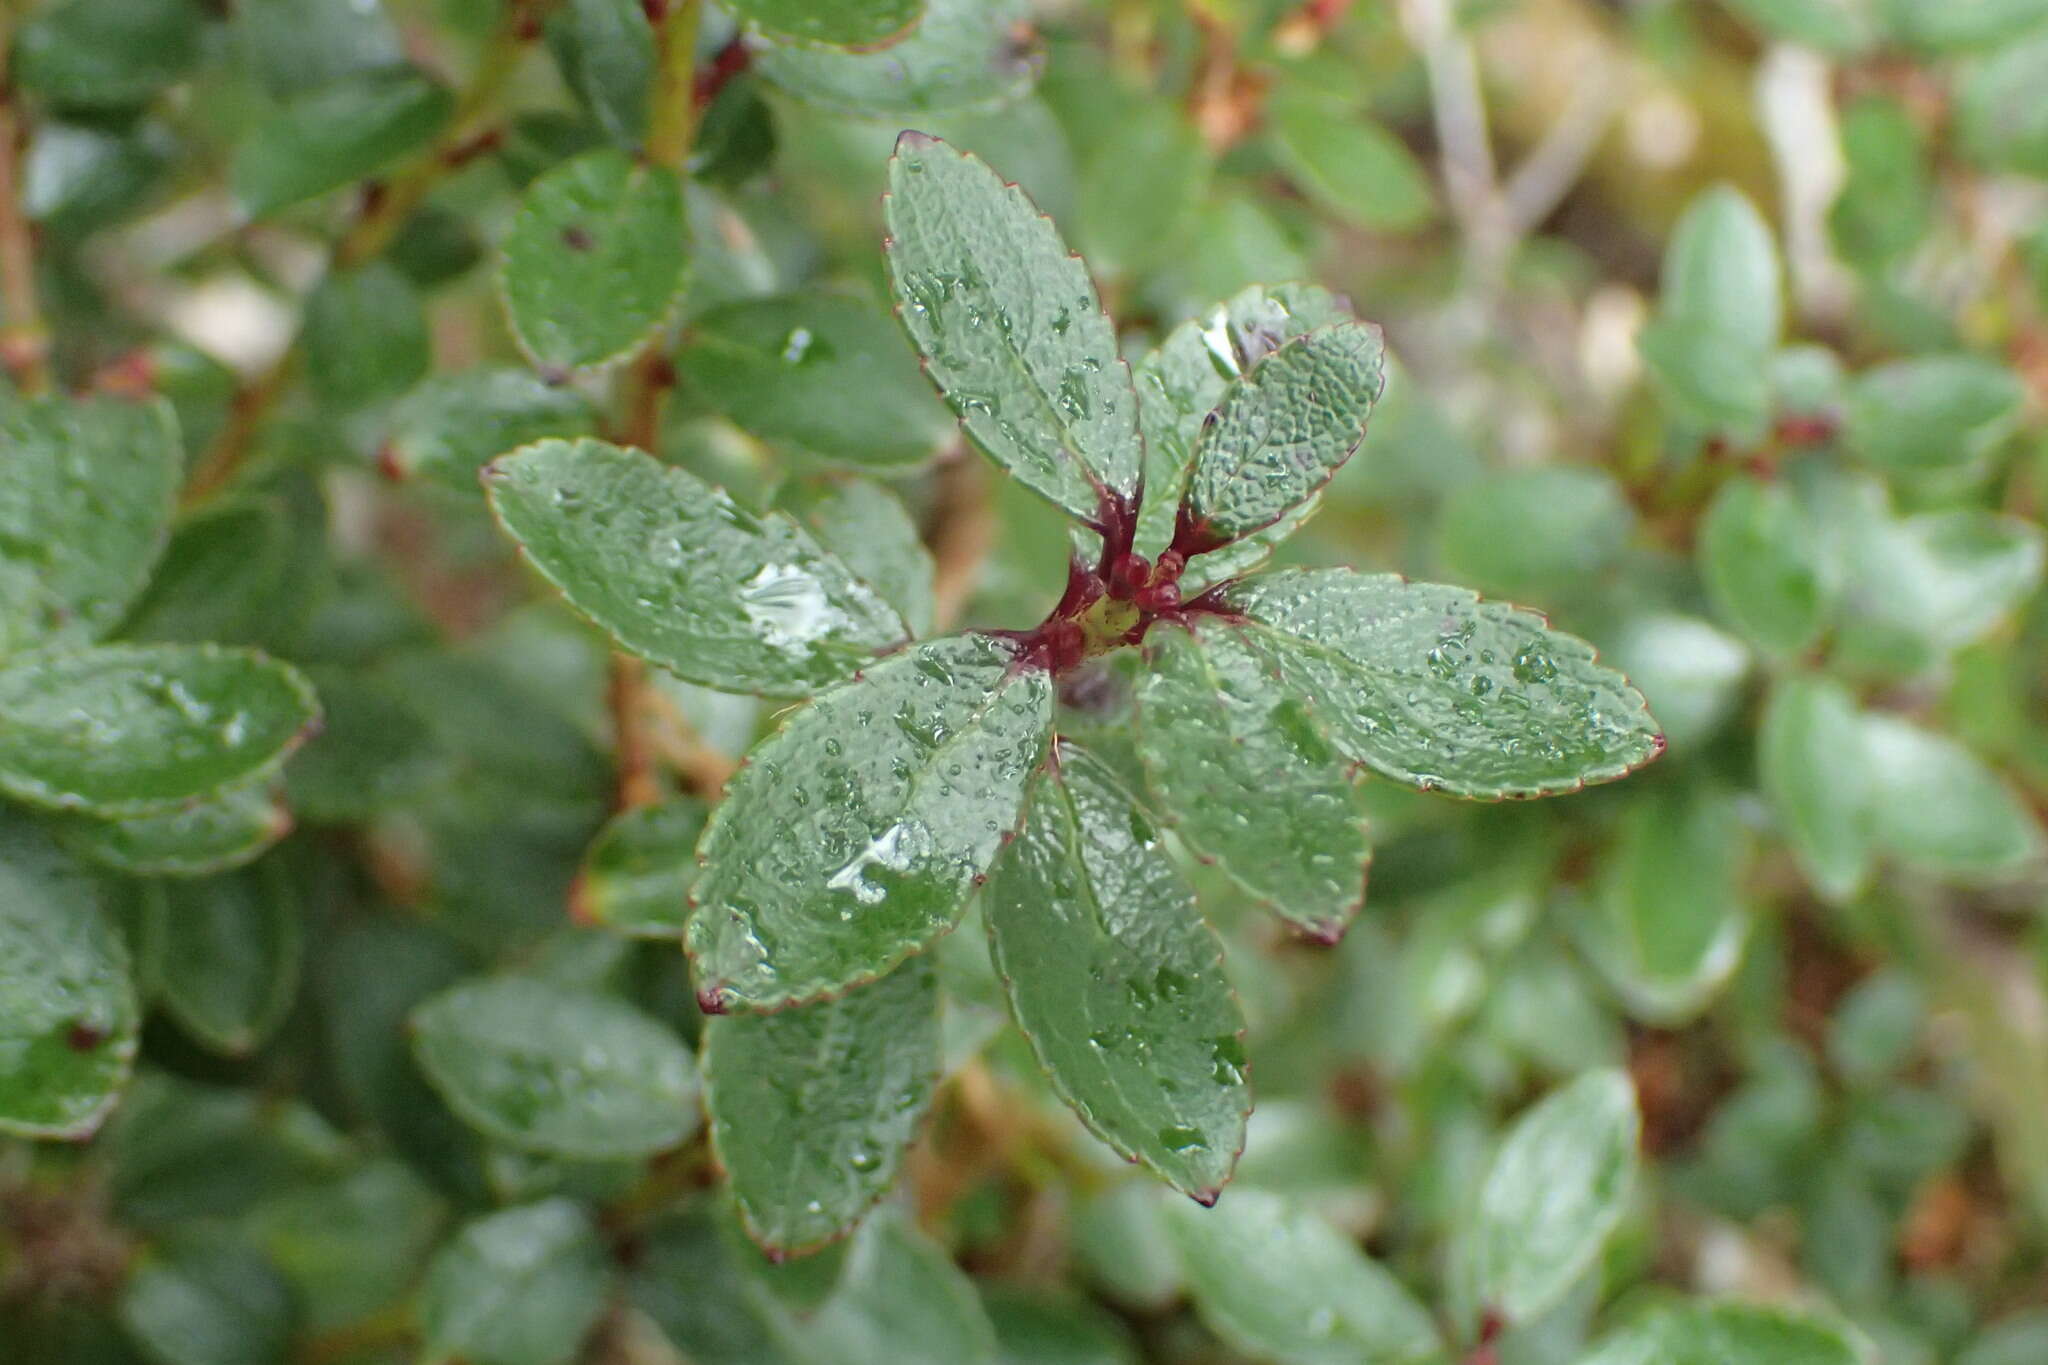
[755,0,1038,118]
[572,798,709,938]
[0,391,179,653]
[1137,623,1369,940]
[1759,675,1874,902]
[1464,1067,1640,1321]
[0,823,137,1139]
[1134,282,1352,558]
[726,0,921,49]
[411,976,701,1160]
[1221,569,1663,799]
[1184,322,1385,546]
[419,1200,611,1365]
[705,958,940,1253]
[0,643,321,817]
[787,480,938,638]
[1579,1301,1862,1365]
[485,438,908,698]
[886,132,1142,524]
[52,783,288,878]
[1699,474,1830,656]
[984,743,1248,1200]
[689,633,1053,1012]
[498,147,688,372]
[1166,1190,1442,1365]
[144,863,303,1056]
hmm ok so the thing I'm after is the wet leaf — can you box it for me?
[727,0,921,48]
[786,480,938,637]
[411,976,700,1159]
[572,798,709,938]
[302,261,430,411]
[1137,622,1370,941]
[627,1200,809,1364]
[756,0,1040,117]
[0,823,137,1139]
[885,133,1142,523]
[704,958,940,1252]
[1221,569,1663,799]
[498,148,689,372]
[418,1200,611,1365]
[485,438,909,697]
[985,742,1248,1199]
[143,862,303,1055]
[545,0,654,146]
[383,369,600,491]
[117,1234,295,1365]
[232,66,453,218]
[689,633,1053,1011]
[0,644,320,817]
[50,784,290,878]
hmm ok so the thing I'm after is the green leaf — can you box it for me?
[1579,1300,1861,1365]
[984,742,1249,1200]
[232,66,454,219]
[50,784,290,878]
[418,1200,611,1365]
[0,823,137,1139]
[117,1235,295,1365]
[285,666,444,822]
[1165,1190,1442,1365]
[1268,91,1437,233]
[1861,715,2044,880]
[1759,675,1874,901]
[1459,1068,1640,1322]
[1578,785,1751,1024]
[1435,466,1634,602]
[982,1286,1140,1365]
[0,391,180,652]
[628,1200,809,1365]
[1698,475,1832,656]
[383,368,599,490]
[484,438,909,697]
[1133,283,1354,559]
[727,0,921,48]
[233,0,403,96]
[571,798,709,938]
[545,0,654,146]
[704,958,940,1252]
[676,293,956,469]
[1843,354,2023,474]
[498,148,689,373]
[1136,622,1369,941]
[1723,0,1877,51]
[1220,569,1664,799]
[1638,186,1783,433]
[689,634,1051,1011]
[1072,100,1211,280]
[1836,505,2045,669]
[302,260,430,412]
[786,480,938,638]
[410,976,700,1159]
[1959,34,2048,175]
[120,493,320,651]
[1602,613,1750,752]
[885,132,1143,524]
[24,117,178,236]
[803,1208,999,1365]
[1831,96,1933,266]
[0,644,320,817]
[143,863,303,1056]
[1180,324,1385,549]
[245,1160,444,1335]
[13,0,205,111]
[756,0,1039,117]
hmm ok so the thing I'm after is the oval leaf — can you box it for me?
[1759,675,1875,902]
[705,958,940,1253]
[383,368,599,490]
[689,633,1053,1012]
[0,644,320,816]
[1137,622,1370,941]
[1699,475,1832,656]
[756,0,1040,118]
[571,798,709,938]
[984,742,1249,1201]
[1220,569,1664,799]
[411,976,700,1160]
[498,147,689,372]
[484,438,908,697]
[232,66,453,219]
[52,784,290,878]
[143,862,303,1056]
[419,1200,611,1365]
[885,132,1142,524]
[803,1208,999,1365]
[727,0,921,48]
[1580,1300,1862,1365]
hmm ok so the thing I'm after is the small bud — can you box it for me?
[1107,551,1151,598]
[1135,582,1181,612]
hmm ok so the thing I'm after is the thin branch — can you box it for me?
[609,653,664,811]
[927,451,996,631]
[1401,0,1498,236]
[0,10,50,396]
[1502,63,1622,238]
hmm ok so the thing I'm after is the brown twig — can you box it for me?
[0,13,50,396]
[927,451,997,630]
[609,654,664,811]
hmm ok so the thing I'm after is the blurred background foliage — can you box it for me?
[3,0,2048,1362]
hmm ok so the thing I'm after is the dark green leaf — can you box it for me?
[410,976,700,1159]
[0,644,320,817]
[1698,475,1832,656]
[1072,100,1210,280]
[756,0,1040,117]
[1221,569,1664,799]
[628,1200,809,1364]
[234,0,403,96]
[1181,324,1385,549]
[0,391,180,652]
[418,1200,611,1365]
[984,742,1249,1200]
[678,293,956,469]
[786,480,938,637]
[117,1235,295,1365]
[1579,1300,1861,1365]
[571,798,709,937]
[704,958,940,1252]
[302,261,430,412]
[1137,622,1369,941]
[498,148,689,373]
[120,493,321,651]
[1166,1190,1442,1365]
[1458,1068,1640,1321]
[232,66,454,219]
[0,823,137,1138]
[53,784,290,878]
[1843,355,2023,474]
[284,666,445,822]
[545,0,654,146]
[1724,0,1876,51]
[727,0,921,48]
[885,133,1143,524]
[1759,675,1874,901]
[24,117,178,236]
[13,0,204,111]
[981,1286,1139,1365]
[1268,90,1436,233]
[689,633,1053,1011]
[803,1208,999,1365]
[144,862,303,1055]
[484,438,909,696]
[383,368,599,490]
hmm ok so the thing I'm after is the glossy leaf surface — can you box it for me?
[232,66,452,218]
[383,369,599,490]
